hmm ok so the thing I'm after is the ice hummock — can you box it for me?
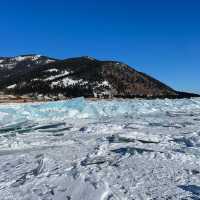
[1,97,200,122]
[0,97,200,199]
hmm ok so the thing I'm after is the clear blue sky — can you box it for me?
[0,0,199,92]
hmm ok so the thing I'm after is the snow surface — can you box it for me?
[97,81,111,88]
[45,70,70,81]
[0,97,200,199]
[0,55,56,70]
[6,84,17,89]
[0,64,15,69]
[51,78,88,87]
[13,55,41,62]
[45,59,56,64]
[61,78,87,87]
[45,68,58,73]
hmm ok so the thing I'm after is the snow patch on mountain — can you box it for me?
[62,78,87,87]
[0,63,16,69]
[97,80,110,87]
[45,68,58,73]
[45,70,70,81]
[12,55,41,62]
[51,78,88,87]
[6,84,17,89]
[45,59,56,64]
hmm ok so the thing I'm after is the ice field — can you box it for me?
[0,97,200,199]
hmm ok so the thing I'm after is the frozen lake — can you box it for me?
[0,97,200,200]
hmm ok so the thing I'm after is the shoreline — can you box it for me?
[0,95,200,104]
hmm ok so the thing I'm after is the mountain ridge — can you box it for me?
[0,54,199,101]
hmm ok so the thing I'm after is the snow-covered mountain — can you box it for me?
[0,54,56,69]
[0,55,199,100]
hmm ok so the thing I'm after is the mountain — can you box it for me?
[0,54,199,101]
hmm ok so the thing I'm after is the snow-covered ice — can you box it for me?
[0,97,200,199]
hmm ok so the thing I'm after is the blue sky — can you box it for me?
[0,0,199,92]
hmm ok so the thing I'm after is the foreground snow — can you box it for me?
[0,98,200,199]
